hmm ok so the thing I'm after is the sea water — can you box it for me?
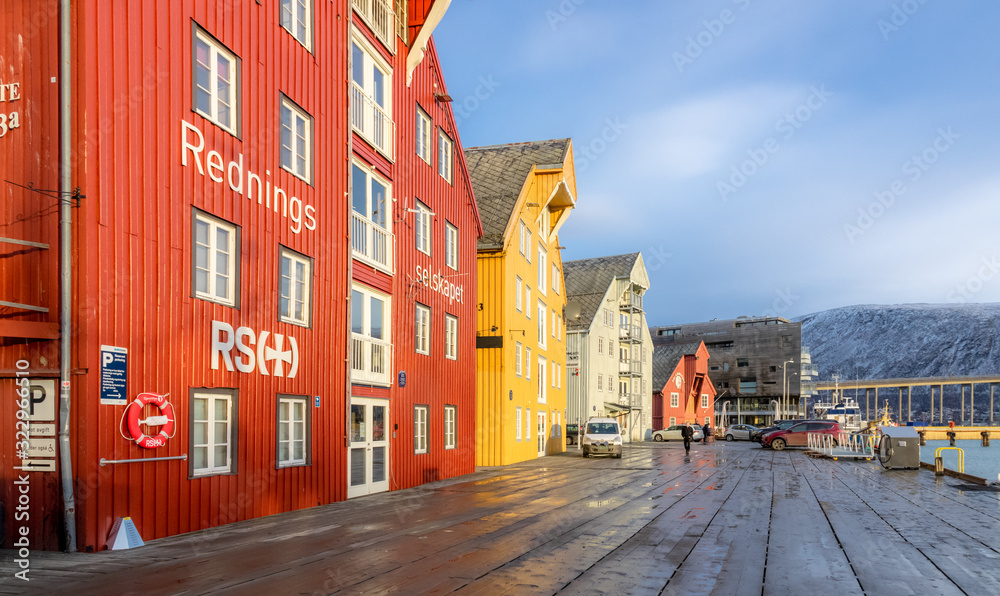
[920,440,1000,482]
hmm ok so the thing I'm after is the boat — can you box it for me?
[812,376,866,433]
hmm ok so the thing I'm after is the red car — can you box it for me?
[761,421,841,450]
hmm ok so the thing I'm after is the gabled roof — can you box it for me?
[563,253,641,331]
[465,139,571,250]
[652,341,704,394]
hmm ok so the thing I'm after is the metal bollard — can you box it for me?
[935,456,944,475]
[917,431,926,446]
[947,431,956,447]
[982,431,990,447]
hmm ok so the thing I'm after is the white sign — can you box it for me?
[211,321,299,378]
[16,460,55,473]
[28,423,56,437]
[26,438,56,458]
[24,379,56,421]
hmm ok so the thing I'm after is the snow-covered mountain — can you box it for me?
[797,303,1000,381]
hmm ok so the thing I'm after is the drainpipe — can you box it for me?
[345,5,355,453]
[58,0,78,552]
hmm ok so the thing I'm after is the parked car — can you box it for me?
[761,421,841,451]
[651,425,704,442]
[566,423,580,445]
[723,424,760,442]
[582,418,623,458]
[751,419,817,443]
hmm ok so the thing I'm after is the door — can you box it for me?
[786,423,810,447]
[348,397,389,498]
[537,412,547,456]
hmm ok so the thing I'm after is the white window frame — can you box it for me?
[445,314,458,360]
[351,283,392,386]
[540,208,551,241]
[191,390,235,477]
[598,337,603,355]
[277,395,309,468]
[279,247,312,327]
[518,220,526,256]
[444,405,457,450]
[705,417,711,426]
[280,95,311,183]
[193,26,239,135]
[537,247,547,295]
[351,34,393,157]
[671,393,679,408]
[438,128,453,183]
[415,106,431,164]
[526,348,532,380]
[445,222,458,270]
[670,416,676,426]
[537,301,547,350]
[414,405,428,454]
[280,0,312,50]
[598,374,603,391]
[525,287,532,319]
[351,160,393,272]
[193,211,239,307]
[538,356,547,404]
[515,341,523,377]
[415,200,432,256]
[702,394,709,409]
[516,407,522,440]
[552,263,560,295]
[515,276,523,312]
[525,229,532,263]
[415,303,431,355]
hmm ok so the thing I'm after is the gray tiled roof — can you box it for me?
[651,341,703,394]
[465,139,571,250]
[563,253,640,331]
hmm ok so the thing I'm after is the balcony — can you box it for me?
[352,212,393,273]
[618,359,642,376]
[351,83,394,159]
[351,334,392,386]
[352,0,396,53]
[619,324,642,343]
[619,291,643,312]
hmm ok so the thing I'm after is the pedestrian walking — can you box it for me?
[703,422,712,443]
[682,424,692,454]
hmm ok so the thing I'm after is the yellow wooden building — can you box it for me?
[465,139,577,466]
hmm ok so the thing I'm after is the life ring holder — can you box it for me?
[118,392,176,449]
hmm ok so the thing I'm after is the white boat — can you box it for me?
[813,377,865,433]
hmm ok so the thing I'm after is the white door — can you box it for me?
[537,412,547,456]
[348,397,389,498]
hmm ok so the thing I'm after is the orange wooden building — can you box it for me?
[651,341,716,430]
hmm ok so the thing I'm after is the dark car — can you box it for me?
[566,423,580,445]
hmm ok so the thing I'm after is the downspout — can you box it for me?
[345,5,355,453]
[58,0,78,552]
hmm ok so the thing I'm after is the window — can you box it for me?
[671,393,679,408]
[604,309,613,326]
[739,377,757,394]
[540,208,551,241]
[280,95,311,182]
[737,358,749,367]
[351,37,392,156]
[537,248,547,295]
[515,341,523,376]
[526,348,532,379]
[525,229,532,262]
[670,416,676,426]
[415,303,430,355]
[280,0,311,50]
[445,222,458,270]
[537,302,546,349]
[701,394,709,409]
[415,200,432,255]
[538,357,547,403]
[414,405,428,454]
[598,374,603,391]
[598,337,603,354]
[516,407,522,440]
[193,26,239,135]
[515,276,523,312]
[277,395,309,467]
[351,161,392,271]
[351,284,391,385]
[525,287,532,319]
[415,106,431,163]
[438,129,453,183]
[191,389,236,477]
[518,220,527,256]
[444,405,456,450]
[279,247,311,326]
[705,417,711,426]
[552,263,560,295]
[445,314,457,360]
[193,211,239,307]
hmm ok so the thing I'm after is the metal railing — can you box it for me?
[351,212,393,273]
[352,0,396,52]
[619,292,642,311]
[807,432,876,457]
[351,334,392,386]
[619,324,642,342]
[935,446,965,474]
[350,83,394,158]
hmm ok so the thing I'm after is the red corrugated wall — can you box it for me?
[66,0,347,552]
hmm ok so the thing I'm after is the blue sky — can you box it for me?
[434,0,1000,326]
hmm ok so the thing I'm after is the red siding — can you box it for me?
[655,342,716,429]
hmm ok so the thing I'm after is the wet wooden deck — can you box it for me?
[8,442,1000,595]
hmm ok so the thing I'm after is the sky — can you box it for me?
[433,0,1000,327]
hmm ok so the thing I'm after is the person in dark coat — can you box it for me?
[682,424,692,454]
[702,422,711,443]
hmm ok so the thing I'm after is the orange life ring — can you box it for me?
[125,392,175,449]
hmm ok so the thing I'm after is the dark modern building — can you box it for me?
[651,316,816,426]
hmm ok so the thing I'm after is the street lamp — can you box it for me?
[781,359,794,420]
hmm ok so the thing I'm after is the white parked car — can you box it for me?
[582,418,623,458]
[652,425,704,442]
[723,424,760,442]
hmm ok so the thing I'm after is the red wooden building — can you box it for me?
[651,341,716,430]
[0,0,479,553]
